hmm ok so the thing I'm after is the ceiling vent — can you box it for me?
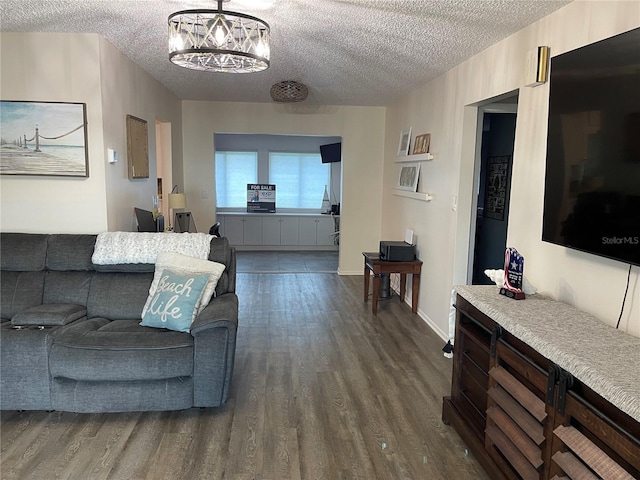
[270,81,309,102]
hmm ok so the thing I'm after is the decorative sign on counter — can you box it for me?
[500,247,525,300]
[247,184,276,213]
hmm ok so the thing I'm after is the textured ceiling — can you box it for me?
[0,0,572,106]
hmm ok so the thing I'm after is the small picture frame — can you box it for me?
[397,162,420,192]
[413,133,431,154]
[397,128,412,156]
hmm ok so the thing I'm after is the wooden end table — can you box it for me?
[362,252,423,315]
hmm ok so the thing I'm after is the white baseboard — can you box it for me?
[392,286,448,343]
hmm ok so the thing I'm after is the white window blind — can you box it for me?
[269,153,330,209]
[215,152,258,208]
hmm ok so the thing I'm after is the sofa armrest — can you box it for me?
[11,303,86,326]
[190,293,238,335]
[190,292,238,407]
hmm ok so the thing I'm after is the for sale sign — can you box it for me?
[247,184,276,213]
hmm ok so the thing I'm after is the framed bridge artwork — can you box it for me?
[0,100,89,177]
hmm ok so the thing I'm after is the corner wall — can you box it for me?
[181,102,385,274]
[383,1,640,338]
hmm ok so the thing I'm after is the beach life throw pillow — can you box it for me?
[141,269,209,332]
[142,251,226,322]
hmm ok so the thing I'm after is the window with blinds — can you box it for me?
[268,152,330,209]
[215,151,258,208]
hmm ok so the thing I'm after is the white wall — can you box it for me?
[0,32,183,234]
[383,1,640,339]
[181,102,385,274]
[0,33,108,233]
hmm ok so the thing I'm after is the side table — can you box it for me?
[362,252,423,315]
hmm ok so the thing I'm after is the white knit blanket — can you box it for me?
[92,232,213,265]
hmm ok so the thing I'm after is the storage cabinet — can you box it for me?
[443,291,639,480]
[219,215,261,245]
[280,217,299,245]
[316,216,337,246]
[262,216,281,245]
[221,216,244,245]
[299,216,335,246]
[216,214,337,250]
[262,216,299,245]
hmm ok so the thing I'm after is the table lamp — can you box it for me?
[168,193,186,230]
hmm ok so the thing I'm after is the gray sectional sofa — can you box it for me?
[0,232,238,412]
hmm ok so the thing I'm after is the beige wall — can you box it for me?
[383,1,640,339]
[1,33,108,233]
[181,102,385,274]
[98,36,182,232]
[0,32,182,233]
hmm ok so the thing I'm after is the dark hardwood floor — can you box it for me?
[236,250,339,273]
[1,273,489,480]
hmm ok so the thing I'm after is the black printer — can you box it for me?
[379,240,415,261]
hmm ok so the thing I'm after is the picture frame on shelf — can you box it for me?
[397,128,412,156]
[397,162,420,192]
[413,133,431,154]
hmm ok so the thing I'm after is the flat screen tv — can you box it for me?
[320,142,342,163]
[542,27,640,266]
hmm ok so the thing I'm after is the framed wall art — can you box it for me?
[397,162,420,192]
[484,155,510,221]
[126,114,149,179]
[0,100,89,177]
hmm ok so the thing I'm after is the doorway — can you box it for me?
[470,97,518,284]
[155,121,173,225]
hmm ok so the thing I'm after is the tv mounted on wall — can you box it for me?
[542,27,640,266]
[320,142,342,163]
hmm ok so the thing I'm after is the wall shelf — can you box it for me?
[393,190,433,202]
[395,153,434,162]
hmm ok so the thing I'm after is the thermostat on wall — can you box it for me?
[107,148,118,164]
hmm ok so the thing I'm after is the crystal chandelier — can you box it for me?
[168,0,270,73]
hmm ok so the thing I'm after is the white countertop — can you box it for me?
[454,285,640,422]
[216,212,338,217]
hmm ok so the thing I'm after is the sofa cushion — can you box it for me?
[0,321,57,410]
[142,252,226,319]
[0,271,45,319]
[51,377,194,413]
[93,263,155,273]
[209,236,232,294]
[0,233,48,271]
[46,234,97,271]
[50,318,194,381]
[43,271,93,305]
[87,272,153,320]
[11,303,86,326]
[141,270,210,333]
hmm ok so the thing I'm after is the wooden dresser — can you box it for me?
[442,286,640,480]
